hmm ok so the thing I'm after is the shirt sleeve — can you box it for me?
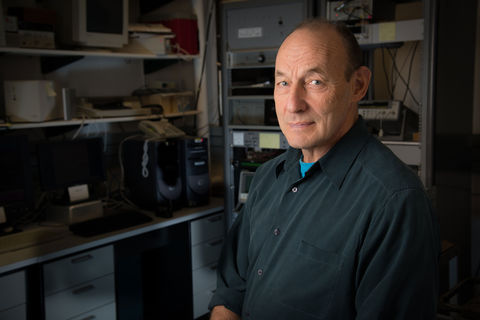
[208,203,251,315]
[355,188,440,319]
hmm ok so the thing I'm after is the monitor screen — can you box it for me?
[0,135,34,227]
[37,137,106,191]
[238,170,255,204]
[87,0,124,34]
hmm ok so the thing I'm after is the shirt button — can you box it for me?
[273,228,280,236]
[257,268,263,276]
[292,186,298,193]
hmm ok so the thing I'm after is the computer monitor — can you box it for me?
[37,137,106,201]
[0,135,34,231]
[238,170,255,204]
[46,0,128,48]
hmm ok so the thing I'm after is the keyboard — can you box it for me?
[69,209,153,237]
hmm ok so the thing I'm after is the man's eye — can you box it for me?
[309,80,322,85]
[277,81,288,86]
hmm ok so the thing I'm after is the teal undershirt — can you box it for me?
[299,158,315,177]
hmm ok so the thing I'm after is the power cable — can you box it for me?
[386,43,420,107]
[193,0,216,111]
[381,48,393,99]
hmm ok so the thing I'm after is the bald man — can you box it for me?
[209,19,439,320]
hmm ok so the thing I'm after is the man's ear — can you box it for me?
[351,66,371,102]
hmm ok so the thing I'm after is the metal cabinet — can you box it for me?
[221,0,312,228]
[221,0,436,229]
[0,270,26,320]
[225,2,305,50]
[190,212,225,319]
[43,245,116,320]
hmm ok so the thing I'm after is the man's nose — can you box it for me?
[286,83,307,113]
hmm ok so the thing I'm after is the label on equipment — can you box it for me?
[68,184,90,203]
[238,27,262,39]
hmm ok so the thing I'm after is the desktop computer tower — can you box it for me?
[122,138,182,217]
[178,137,210,207]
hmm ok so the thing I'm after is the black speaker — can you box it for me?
[179,137,210,207]
[122,138,182,217]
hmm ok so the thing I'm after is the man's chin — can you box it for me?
[285,138,314,150]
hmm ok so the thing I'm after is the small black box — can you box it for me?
[178,137,210,207]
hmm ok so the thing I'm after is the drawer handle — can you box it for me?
[72,284,95,295]
[208,215,222,223]
[71,254,93,264]
[79,316,96,320]
[207,239,223,247]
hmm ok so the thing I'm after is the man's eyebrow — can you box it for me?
[274,68,327,78]
[305,68,327,78]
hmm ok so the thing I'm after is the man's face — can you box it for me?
[274,27,369,162]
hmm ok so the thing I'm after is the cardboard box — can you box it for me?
[140,92,194,114]
[127,32,173,54]
[395,2,423,21]
[14,29,55,48]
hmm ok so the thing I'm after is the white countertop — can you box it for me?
[0,198,224,274]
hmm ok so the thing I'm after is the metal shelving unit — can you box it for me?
[0,46,201,130]
[221,0,312,228]
[0,110,200,130]
[220,0,435,229]
[0,46,198,60]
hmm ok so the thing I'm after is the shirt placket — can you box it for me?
[246,172,307,318]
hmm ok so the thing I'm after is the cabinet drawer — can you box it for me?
[192,262,217,295]
[44,273,115,320]
[191,236,223,270]
[44,245,114,295]
[190,213,224,246]
[0,304,26,320]
[193,286,216,319]
[0,271,26,310]
[70,302,116,320]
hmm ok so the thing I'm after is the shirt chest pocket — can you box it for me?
[272,240,344,319]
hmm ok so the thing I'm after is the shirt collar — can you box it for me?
[275,117,370,189]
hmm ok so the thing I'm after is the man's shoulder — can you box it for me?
[356,136,425,193]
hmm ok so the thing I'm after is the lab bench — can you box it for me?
[0,197,224,320]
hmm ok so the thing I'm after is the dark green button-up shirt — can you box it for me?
[210,118,440,319]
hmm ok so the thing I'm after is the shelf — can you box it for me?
[148,91,194,97]
[227,64,275,69]
[0,110,200,130]
[356,19,424,48]
[227,47,278,53]
[381,140,420,147]
[0,46,199,60]
[227,95,273,100]
[229,125,280,131]
[228,128,420,143]
[231,84,273,90]
[164,110,200,118]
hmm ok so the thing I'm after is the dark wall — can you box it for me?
[434,0,477,282]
